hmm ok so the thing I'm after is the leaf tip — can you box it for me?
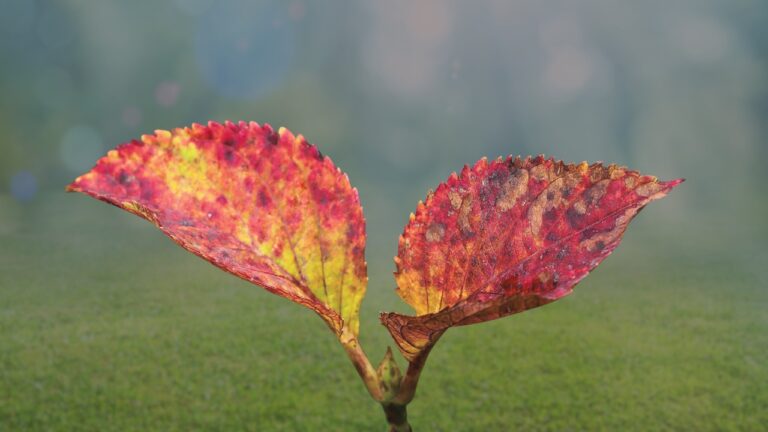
[665,178,685,189]
[278,126,294,141]
[378,311,391,324]
[154,129,172,142]
[384,345,394,359]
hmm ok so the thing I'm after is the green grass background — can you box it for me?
[1,193,765,431]
[2,1,768,430]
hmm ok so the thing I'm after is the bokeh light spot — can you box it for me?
[543,47,594,98]
[59,125,104,173]
[122,106,142,127]
[673,16,731,63]
[288,1,305,21]
[362,0,453,98]
[155,81,181,107]
[194,1,296,99]
[10,171,38,202]
[538,17,598,101]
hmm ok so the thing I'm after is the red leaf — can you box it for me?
[68,121,367,336]
[381,156,682,361]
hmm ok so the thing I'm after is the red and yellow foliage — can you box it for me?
[68,121,367,337]
[381,156,682,361]
[69,121,683,429]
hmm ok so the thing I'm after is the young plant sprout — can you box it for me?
[68,121,682,431]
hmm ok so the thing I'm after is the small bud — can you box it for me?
[376,347,402,401]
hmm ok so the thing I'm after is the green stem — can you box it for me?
[340,328,438,431]
[382,403,412,432]
[340,330,383,401]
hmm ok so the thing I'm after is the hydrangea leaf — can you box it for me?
[381,156,682,361]
[68,121,367,336]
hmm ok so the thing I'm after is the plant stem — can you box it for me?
[390,340,437,405]
[340,328,438,431]
[340,330,383,401]
[382,403,412,432]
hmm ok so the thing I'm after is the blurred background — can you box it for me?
[1,1,766,430]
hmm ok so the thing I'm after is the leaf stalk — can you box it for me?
[340,329,442,431]
[340,329,383,402]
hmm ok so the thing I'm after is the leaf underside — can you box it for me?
[381,156,682,361]
[68,121,367,336]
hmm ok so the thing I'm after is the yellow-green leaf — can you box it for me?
[68,121,368,336]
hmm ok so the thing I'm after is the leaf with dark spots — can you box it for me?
[381,156,682,361]
[68,121,368,337]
